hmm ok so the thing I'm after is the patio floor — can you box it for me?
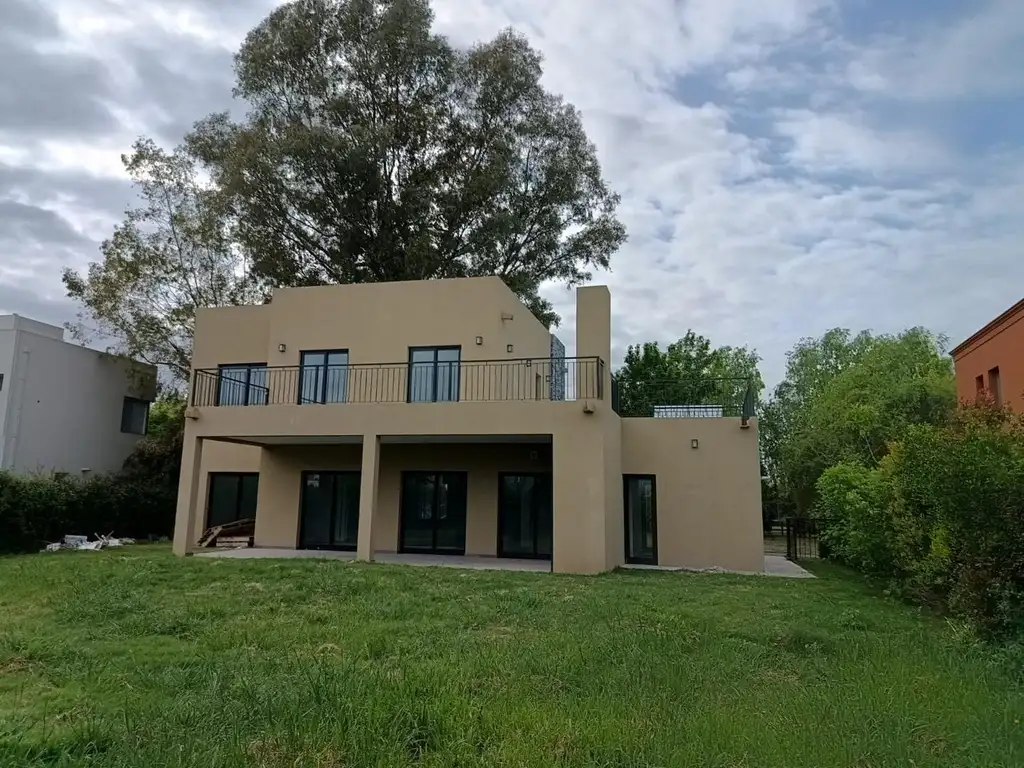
[194,548,552,572]
[194,548,813,577]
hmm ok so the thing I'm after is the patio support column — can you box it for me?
[356,434,381,561]
[172,433,204,556]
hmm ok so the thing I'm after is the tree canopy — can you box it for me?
[187,0,625,327]
[64,0,625,380]
[760,327,956,511]
[62,139,265,383]
[614,332,763,417]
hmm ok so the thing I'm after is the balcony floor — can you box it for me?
[194,548,552,573]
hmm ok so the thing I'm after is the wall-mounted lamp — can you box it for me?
[506,344,514,353]
[475,336,483,345]
[278,343,287,353]
[691,438,699,449]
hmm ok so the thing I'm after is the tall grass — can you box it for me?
[0,546,1021,766]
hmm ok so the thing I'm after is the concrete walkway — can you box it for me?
[196,548,813,578]
[764,555,815,578]
[624,555,814,578]
[195,548,551,572]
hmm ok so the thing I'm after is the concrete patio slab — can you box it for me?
[764,555,815,578]
[194,548,551,573]
[623,555,815,579]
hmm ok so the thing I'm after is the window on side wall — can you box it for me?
[217,363,269,406]
[120,397,149,434]
[988,367,1002,407]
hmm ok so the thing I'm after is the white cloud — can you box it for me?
[1,0,1023,387]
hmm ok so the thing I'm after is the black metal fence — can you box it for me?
[191,356,604,407]
[610,376,756,422]
[784,517,821,561]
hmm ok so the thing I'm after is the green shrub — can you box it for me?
[815,401,1024,638]
[0,424,181,554]
[815,462,896,577]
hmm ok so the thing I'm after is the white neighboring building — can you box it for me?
[0,314,157,475]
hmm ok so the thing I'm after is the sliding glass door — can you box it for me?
[206,473,259,528]
[299,471,361,550]
[399,471,468,554]
[498,474,553,559]
[623,475,658,565]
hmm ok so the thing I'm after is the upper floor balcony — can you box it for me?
[191,356,605,408]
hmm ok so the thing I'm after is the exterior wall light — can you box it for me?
[507,344,514,353]
[475,336,483,345]
[691,439,699,449]
[278,343,287,353]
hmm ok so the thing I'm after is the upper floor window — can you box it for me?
[299,350,349,404]
[408,347,460,403]
[989,366,1002,407]
[120,397,149,434]
[218,363,268,406]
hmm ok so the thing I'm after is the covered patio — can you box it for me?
[194,547,551,572]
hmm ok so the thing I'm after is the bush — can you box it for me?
[814,401,1024,638]
[0,418,182,554]
[815,462,896,578]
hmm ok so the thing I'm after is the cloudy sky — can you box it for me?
[2,0,1022,385]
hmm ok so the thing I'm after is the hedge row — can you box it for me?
[0,429,181,554]
[815,402,1024,638]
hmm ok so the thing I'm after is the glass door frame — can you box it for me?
[406,346,462,403]
[623,474,659,565]
[398,470,468,555]
[298,470,361,551]
[496,472,553,560]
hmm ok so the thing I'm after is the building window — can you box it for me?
[207,473,259,528]
[408,347,461,402]
[975,374,985,399]
[623,475,657,565]
[299,350,349,404]
[217,363,268,406]
[989,366,1002,407]
[120,397,149,434]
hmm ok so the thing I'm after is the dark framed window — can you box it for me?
[299,350,349,404]
[989,366,1002,407]
[217,363,268,406]
[206,473,259,528]
[120,397,149,434]
[623,475,658,565]
[408,346,461,403]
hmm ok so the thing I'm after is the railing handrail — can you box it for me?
[194,354,602,373]
[191,355,605,407]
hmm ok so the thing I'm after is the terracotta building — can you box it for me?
[951,297,1024,412]
[173,277,763,574]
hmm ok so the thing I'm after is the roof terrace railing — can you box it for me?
[610,376,756,423]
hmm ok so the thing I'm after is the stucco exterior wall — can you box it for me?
[620,417,763,573]
[177,278,763,575]
[952,300,1024,412]
[196,440,552,555]
[193,277,553,373]
[0,316,156,475]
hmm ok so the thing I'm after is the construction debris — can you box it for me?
[42,533,136,552]
[198,517,255,549]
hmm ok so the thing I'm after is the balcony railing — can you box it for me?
[611,376,756,423]
[191,356,604,407]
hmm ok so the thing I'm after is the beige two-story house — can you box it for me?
[173,277,762,574]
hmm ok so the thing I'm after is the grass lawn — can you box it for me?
[1,546,1021,767]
